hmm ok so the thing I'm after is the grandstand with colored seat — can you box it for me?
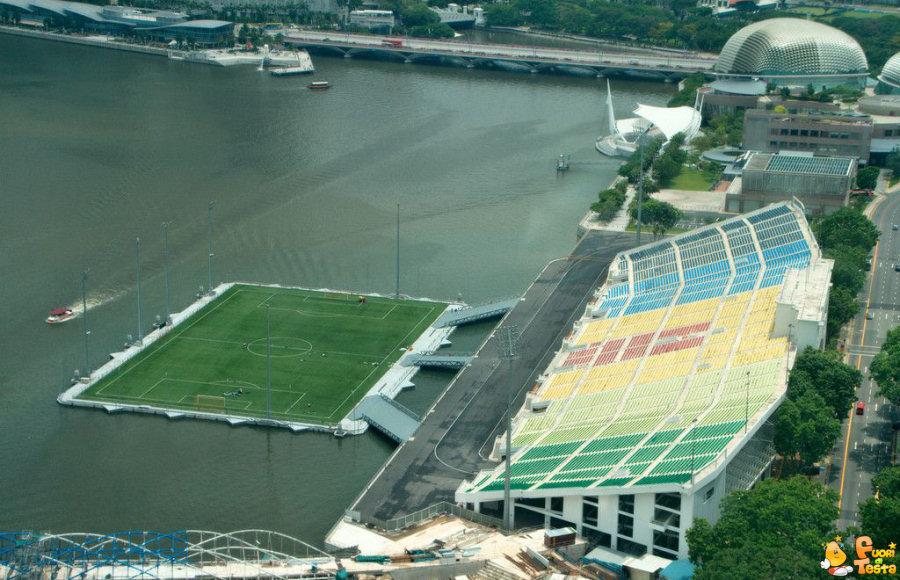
[455,200,832,560]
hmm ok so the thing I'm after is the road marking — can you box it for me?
[839,239,879,510]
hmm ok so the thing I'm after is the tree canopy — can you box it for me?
[856,166,880,191]
[859,466,900,546]
[815,207,879,254]
[871,326,900,406]
[687,477,839,578]
[774,389,841,468]
[789,347,860,420]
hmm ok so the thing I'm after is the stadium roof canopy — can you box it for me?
[458,201,830,498]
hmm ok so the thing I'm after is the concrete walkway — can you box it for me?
[348,230,639,522]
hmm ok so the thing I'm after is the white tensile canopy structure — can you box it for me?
[631,104,702,142]
[596,82,702,157]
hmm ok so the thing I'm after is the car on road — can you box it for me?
[867,311,875,320]
[895,264,900,272]
[856,402,866,415]
[893,224,898,231]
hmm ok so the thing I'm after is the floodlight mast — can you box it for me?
[207,201,215,296]
[163,222,172,325]
[82,269,90,378]
[136,237,142,344]
[499,325,520,532]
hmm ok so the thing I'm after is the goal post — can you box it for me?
[323,292,354,301]
[195,394,227,414]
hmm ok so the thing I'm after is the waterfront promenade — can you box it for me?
[284,30,716,79]
[348,229,638,524]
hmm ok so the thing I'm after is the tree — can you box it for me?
[640,199,681,238]
[859,466,900,546]
[789,346,860,419]
[871,326,900,406]
[774,390,841,468]
[859,496,900,547]
[687,477,839,578]
[885,151,900,176]
[652,155,681,185]
[871,465,900,498]
[825,245,868,295]
[856,166,880,190]
[827,286,860,340]
[815,207,879,254]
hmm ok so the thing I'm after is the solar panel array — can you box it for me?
[464,203,813,494]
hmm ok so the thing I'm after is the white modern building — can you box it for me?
[456,201,831,560]
[714,18,869,90]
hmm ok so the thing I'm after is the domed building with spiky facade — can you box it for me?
[714,18,869,90]
[876,52,900,94]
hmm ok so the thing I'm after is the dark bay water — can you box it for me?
[0,33,673,544]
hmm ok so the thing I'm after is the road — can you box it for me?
[828,189,900,531]
[282,30,717,73]
[349,230,639,523]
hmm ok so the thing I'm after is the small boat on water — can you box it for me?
[46,308,74,324]
[308,81,330,90]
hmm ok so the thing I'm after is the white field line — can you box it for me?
[284,392,308,415]
[88,289,242,395]
[327,304,437,420]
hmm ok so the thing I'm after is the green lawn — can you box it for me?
[667,167,715,191]
[79,285,446,426]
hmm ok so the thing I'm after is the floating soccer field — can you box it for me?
[76,284,447,427]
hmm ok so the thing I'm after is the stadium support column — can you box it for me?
[82,269,90,378]
[499,325,520,532]
[266,304,271,421]
[136,237,143,344]
[207,201,215,297]
[745,370,750,433]
[396,203,400,299]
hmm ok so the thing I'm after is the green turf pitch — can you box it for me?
[79,285,447,425]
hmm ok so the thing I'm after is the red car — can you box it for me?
[856,402,865,416]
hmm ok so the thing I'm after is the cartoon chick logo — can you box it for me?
[821,536,897,576]
[822,540,854,577]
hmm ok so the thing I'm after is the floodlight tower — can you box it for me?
[207,201,215,296]
[136,237,143,344]
[396,203,400,299]
[266,304,271,421]
[499,325,520,532]
[81,269,91,378]
[163,222,172,325]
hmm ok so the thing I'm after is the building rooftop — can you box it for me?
[460,202,828,497]
[763,154,855,177]
[778,260,833,323]
[715,18,868,78]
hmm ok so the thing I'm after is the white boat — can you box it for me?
[46,308,74,324]
[270,65,314,77]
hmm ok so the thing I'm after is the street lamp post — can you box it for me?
[690,418,698,485]
[266,304,271,421]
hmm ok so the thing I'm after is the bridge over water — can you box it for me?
[284,31,716,81]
